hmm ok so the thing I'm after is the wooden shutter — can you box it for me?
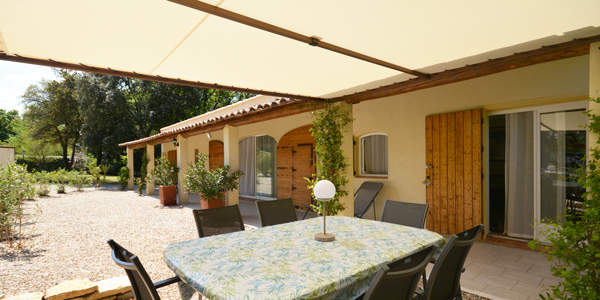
[426,109,482,235]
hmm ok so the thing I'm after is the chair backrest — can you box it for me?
[363,245,437,300]
[107,239,160,300]
[256,198,298,227]
[354,182,384,218]
[422,224,485,300]
[380,200,429,228]
[192,204,245,238]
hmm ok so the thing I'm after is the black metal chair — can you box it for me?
[360,245,437,300]
[416,224,485,300]
[192,204,245,238]
[354,182,384,220]
[380,200,429,229]
[256,198,298,227]
[107,239,181,300]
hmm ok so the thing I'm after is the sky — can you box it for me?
[0,60,56,114]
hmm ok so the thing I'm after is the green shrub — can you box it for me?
[70,170,92,191]
[118,166,130,191]
[529,97,600,299]
[87,160,102,189]
[52,169,70,193]
[33,171,51,196]
[183,153,243,202]
[147,157,179,186]
[0,163,36,246]
[16,156,64,172]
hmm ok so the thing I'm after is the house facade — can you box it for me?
[119,40,600,240]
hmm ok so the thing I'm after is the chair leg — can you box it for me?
[373,201,376,220]
[302,208,310,220]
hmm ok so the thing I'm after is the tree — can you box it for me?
[0,109,19,142]
[77,73,135,164]
[21,69,82,169]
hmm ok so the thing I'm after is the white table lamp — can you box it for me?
[313,180,336,242]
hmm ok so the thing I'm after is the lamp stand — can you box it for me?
[314,201,335,242]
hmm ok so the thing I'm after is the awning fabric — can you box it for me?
[1,0,600,100]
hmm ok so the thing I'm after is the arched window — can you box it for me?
[360,134,388,176]
[239,135,277,198]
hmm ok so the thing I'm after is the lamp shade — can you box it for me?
[313,180,336,201]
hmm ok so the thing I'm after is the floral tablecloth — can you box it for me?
[164,216,445,300]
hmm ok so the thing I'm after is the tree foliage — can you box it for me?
[16,68,252,173]
[529,97,600,300]
[21,69,82,169]
[0,109,19,142]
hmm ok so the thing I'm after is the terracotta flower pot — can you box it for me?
[200,192,226,209]
[159,185,177,206]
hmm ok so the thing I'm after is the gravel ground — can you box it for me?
[1,186,489,300]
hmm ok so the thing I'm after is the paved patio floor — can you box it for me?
[181,196,555,300]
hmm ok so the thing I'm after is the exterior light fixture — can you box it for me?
[172,138,179,147]
[313,179,336,242]
[206,132,212,139]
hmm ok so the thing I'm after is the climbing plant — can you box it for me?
[306,102,354,216]
[528,97,600,300]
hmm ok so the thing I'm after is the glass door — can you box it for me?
[487,101,588,240]
[538,109,587,226]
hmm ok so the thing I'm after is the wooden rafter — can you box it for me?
[168,0,429,78]
[339,34,600,103]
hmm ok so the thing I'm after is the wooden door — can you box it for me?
[425,109,482,235]
[208,141,224,170]
[167,150,177,165]
[277,126,315,207]
[291,145,314,207]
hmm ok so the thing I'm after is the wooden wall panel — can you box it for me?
[426,109,482,235]
[447,113,456,235]
[440,114,448,234]
[472,109,483,226]
[432,115,440,233]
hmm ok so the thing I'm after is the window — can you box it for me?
[239,135,277,198]
[360,134,388,176]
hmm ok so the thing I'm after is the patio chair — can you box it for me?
[354,182,384,220]
[107,239,181,300]
[359,245,437,300]
[380,200,429,229]
[416,224,485,300]
[192,204,245,238]
[256,198,298,227]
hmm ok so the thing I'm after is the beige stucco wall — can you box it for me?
[0,146,15,166]
[353,55,590,219]
[158,54,592,218]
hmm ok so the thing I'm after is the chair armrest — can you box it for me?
[154,276,182,289]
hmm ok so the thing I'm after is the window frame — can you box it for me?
[359,133,389,177]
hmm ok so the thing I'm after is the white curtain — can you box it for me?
[505,112,534,238]
[239,137,256,196]
[362,135,388,175]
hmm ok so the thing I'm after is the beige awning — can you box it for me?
[1,0,600,102]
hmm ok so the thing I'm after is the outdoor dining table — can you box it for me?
[163,216,445,300]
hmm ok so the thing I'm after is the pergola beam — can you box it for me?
[0,52,326,102]
[168,0,429,78]
[339,34,600,103]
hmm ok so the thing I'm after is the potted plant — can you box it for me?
[184,153,244,209]
[147,157,179,206]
